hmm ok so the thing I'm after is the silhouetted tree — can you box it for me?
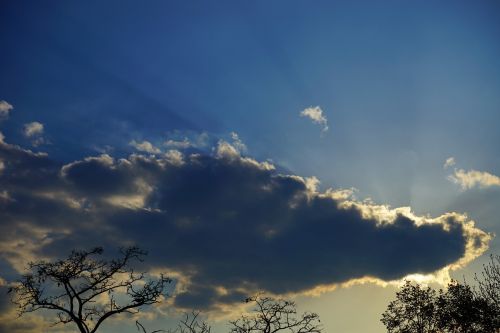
[9,246,171,333]
[230,295,322,333]
[436,281,495,333]
[382,277,499,333]
[136,320,166,333]
[136,311,211,333]
[475,254,500,328]
[176,311,211,333]
[381,281,439,333]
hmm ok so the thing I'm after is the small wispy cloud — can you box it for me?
[164,138,191,149]
[0,100,13,120]
[445,158,500,190]
[448,168,500,190]
[23,122,44,137]
[443,157,456,169]
[164,132,210,150]
[23,121,47,146]
[230,132,247,153]
[129,140,161,154]
[300,106,329,133]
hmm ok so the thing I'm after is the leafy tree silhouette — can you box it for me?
[381,281,439,333]
[436,281,496,332]
[381,275,499,332]
[9,246,171,333]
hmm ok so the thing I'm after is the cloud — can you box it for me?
[164,149,184,166]
[300,106,328,133]
[23,122,47,146]
[164,132,210,150]
[445,158,500,190]
[0,101,13,120]
[130,140,161,154]
[0,136,490,315]
[165,138,192,149]
[448,169,500,190]
[229,132,246,153]
[443,157,456,169]
[23,122,44,137]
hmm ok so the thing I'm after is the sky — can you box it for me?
[1,1,500,332]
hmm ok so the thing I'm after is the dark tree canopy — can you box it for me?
[381,281,439,333]
[436,281,495,333]
[230,295,322,333]
[9,246,171,333]
[381,278,498,333]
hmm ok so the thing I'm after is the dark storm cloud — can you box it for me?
[0,137,490,311]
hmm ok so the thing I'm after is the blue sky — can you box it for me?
[1,1,500,332]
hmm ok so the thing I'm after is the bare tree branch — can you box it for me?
[230,295,322,333]
[475,254,500,310]
[136,320,167,333]
[9,246,171,333]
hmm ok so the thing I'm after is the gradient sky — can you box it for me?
[1,1,500,332]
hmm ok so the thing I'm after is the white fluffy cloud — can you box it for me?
[0,100,13,119]
[230,132,247,153]
[300,106,329,133]
[164,132,210,150]
[445,158,500,190]
[164,138,191,149]
[129,140,161,154]
[448,168,500,190]
[23,122,46,146]
[23,122,44,137]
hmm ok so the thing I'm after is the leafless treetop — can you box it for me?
[230,295,322,333]
[9,246,171,333]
